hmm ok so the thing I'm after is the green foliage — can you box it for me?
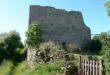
[104,1,110,6]
[15,48,26,55]
[32,63,62,75]
[96,31,110,75]
[0,31,23,59]
[87,31,110,54]
[5,31,23,52]
[93,32,110,54]
[89,38,102,53]
[26,22,42,47]
[98,32,110,46]
[0,60,14,75]
[88,55,98,60]
[83,31,110,75]
[13,48,26,63]
[0,31,22,50]
[104,1,110,16]
[12,60,31,75]
[102,50,110,75]
[39,41,62,54]
[0,60,62,75]
[84,35,102,54]
[67,53,75,60]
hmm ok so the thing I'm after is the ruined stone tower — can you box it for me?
[29,5,91,49]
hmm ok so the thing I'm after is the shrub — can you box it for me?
[89,39,102,53]
[0,31,23,59]
[102,49,110,75]
[26,22,42,47]
[13,48,27,63]
[39,41,62,54]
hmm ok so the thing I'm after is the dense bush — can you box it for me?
[84,32,110,55]
[0,60,14,75]
[0,31,23,59]
[13,47,27,63]
[94,31,110,75]
[26,22,42,47]
[5,31,23,52]
[83,31,110,75]
[89,38,102,53]
[92,32,110,54]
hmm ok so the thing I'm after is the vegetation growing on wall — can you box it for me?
[39,41,62,54]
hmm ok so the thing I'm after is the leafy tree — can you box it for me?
[94,31,110,75]
[84,35,102,54]
[89,38,102,53]
[5,31,23,52]
[89,31,110,75]
[97,32,110,47]
[104,3,110,74]
[104,1,110,16]
[0,30,23,59]
[26,22,42,47]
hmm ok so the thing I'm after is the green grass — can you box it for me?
[0,60,14,75]
[0,60,62,75]
[31,63,62,75]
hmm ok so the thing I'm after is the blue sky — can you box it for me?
[0,0,110,42]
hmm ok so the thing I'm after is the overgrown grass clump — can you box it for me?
[0,60,62,75]
[39,41,62,54]
[31,63,62,75]
[0,60,14,75]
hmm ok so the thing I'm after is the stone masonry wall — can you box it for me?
[29,5,91,49]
